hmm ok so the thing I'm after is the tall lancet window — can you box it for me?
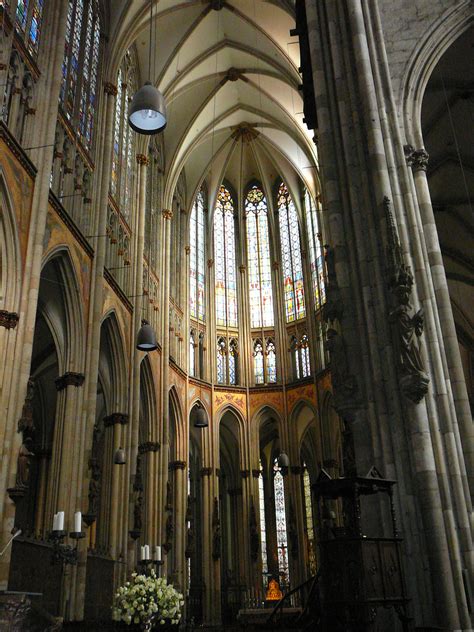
[277,182,306,322]
[15,0,44,56]
[258,463,268,580]
[303,465,317,575]
[214,185,238,328]
[245,184,274,328]
[274,458,290,586]
[59,0,101,149]
[190,188,206,321]
[304,189,325,309]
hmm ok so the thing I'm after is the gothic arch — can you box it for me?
[401,3,473,144]
[169,385,185,456]
[139,355,156,443]
[40,247,85,372]
[99,311,128,413]
[0,171,21,312]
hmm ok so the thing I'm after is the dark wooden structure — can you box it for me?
[313,468,413,631]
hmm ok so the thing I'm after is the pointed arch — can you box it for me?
[0,171,21,312]
[99,311,128,413]
[139,355,157,444]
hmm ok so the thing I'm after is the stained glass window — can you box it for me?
[109,54,137,219]
[258,465,268,579]
[274,459,290,586]
[59,0,101,149]
[245,184,274,328]
[304,189,325,309]
[254,339,264,384]
[229,339,238,385]
[217,337,226,384]
[303,466,317,575]
[266,339,276,383]
[14,0,44,56]
[190,189,206,321]
[214,185,238,328]
[277,182,306,322]
[15,0,28,32]
[301,334,311,378]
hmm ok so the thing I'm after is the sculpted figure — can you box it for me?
[16,438,34,489]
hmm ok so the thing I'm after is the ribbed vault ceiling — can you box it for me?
[109,0,318,209]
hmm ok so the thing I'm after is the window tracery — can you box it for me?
[253,339,264,384]
[304,189,325,309]
[190,188,206,322]
[214,184,238,328]
[59,0,101,150]
[13,0,44,56]
[303,465,317,575]
[274,458,290,587]
[245,184,274,328]
[277,182,305,323]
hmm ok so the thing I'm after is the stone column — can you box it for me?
[170,460,187,591]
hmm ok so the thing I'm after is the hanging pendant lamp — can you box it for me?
[194,403,208,428]
[128,0,166,134]
[136,319,158,352]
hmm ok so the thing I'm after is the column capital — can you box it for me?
[55,372,85,390]
[104,82,118,96]
[208,259,214,268]
[169,460,187,470]
[185,246,191,254]
[272,261,279,270]
[162,209,173,219]
[103,412,129,427]
[240,469,250,478]
[404,144,429,172]
[239,264,246,273]
[138,441,160,454]
[251,469,261,478]
[200,467,213,477]
[136,153,149,166]
[0,310,19,329]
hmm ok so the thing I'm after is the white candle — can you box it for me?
[57,511,64,531]
[74,511,82,533]
[144,544,150,560]
[140,545,145,560]
[154,545,161,561]
[53,513,58,531]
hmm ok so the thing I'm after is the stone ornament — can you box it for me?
[0,309,19,329]
[385,197,429,403]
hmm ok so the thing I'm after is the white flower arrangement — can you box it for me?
[112,569,184,627]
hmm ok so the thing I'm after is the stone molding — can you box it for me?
[55,372,85,390]
[404,144,429,172]
[136,153,149,166]
[0,310,19,329]
[162,209,173,219]
[200,467,213,477]
[103,412,129,427]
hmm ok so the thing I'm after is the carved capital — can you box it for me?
[208,259,214,268]
[240,470,250,478]
[103,412,129,427]
[55,372,85,390]
[104,82,118,96]
[162,209,173,220]
[136,153,149,166]
[169,460,187,470]
[251,469,261,478]
[412,148,429,172]
[0,310,19,329]
[200,467,213,477]
[185,246,191,254]
[239,265,246,273]
[138,441,160,454]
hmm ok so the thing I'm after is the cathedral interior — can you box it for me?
[0,0,473,630]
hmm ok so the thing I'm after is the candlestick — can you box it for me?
[57,511,64,531]
[144,544,150,560]
[154,545,161,561]
[140,545,145,561]
[74,511,82,533]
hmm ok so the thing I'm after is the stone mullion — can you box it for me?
[0,0,70,592]
[239,472,254,593]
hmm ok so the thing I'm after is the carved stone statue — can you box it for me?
[165,479,173,510]
[323,245,343,324]
[15,438,34,489]
[133,490,143,531]
[326,328,357,404]
[166,513,174,542]
[17,378,35,437]
[87,461,101,516]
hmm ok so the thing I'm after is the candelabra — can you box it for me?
[137,544,163,575]
[48,511,85,565]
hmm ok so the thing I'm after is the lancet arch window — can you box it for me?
[110,53,138,222]
[217,336,238,385]
[59,0,101,150]
[304,189,326,309]
[253,337,277,385]
[277,182,305,323]
[258,463,268,579]
[214,185,238,328]
[273,458,290,587]
[302,464,317,575]
[13,0,44,57]
[189,330,196,377]
[190,187,206,322]
[245,183,274,328]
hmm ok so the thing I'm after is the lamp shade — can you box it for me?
[136,319,158,352]
[194,404,208,428]
[277,451,290,469]
[128,82,167,134]
[114,447,126,465]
